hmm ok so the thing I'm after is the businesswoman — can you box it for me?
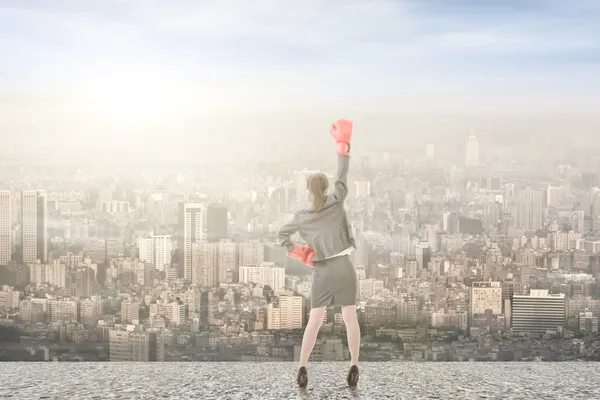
[277,119,360,388]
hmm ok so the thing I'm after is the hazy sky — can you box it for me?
[1,0,599,153]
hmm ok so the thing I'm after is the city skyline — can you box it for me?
[3,3,600,398]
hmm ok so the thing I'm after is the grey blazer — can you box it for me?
[278,154,356,262]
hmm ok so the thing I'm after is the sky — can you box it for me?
[0,0,599,155]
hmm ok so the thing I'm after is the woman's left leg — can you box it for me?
[298,306,326,367]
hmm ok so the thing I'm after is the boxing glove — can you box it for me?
[330,119,353,156]
[287,243,316,267]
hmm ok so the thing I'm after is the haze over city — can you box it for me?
[1,0,599,161]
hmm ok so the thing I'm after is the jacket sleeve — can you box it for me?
[277,212,300,251]
[332,154,350,202]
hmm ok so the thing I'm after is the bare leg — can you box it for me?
[341,305,360,365]
[298,306,326,367]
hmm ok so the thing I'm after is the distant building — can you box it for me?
[137,235,172,272]
[464,133,479,167]
[109,330,163,361]
[267,295,303,330]
[207,205,228,242]
[239,262,285,291]
[470,281,502,318]
[179,203,204,281]
[0,190,10,265]
[100,201,129,213]
[21,190,47,264]
[512,290,565,335]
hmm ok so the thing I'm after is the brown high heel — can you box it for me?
[297,366,308,388]
[347,365,359,387]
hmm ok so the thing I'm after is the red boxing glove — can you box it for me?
[330,119,353,156]
[287,243,316,267]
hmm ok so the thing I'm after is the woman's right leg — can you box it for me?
[298,306,326,367]
[341,305,361,366]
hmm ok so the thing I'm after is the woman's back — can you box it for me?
[278,154,354,261]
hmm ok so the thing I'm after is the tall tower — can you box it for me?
[519,189,544,231]
[464,131,480,167]
[0,190,10,265]
[207,205,228,242]
[21,190,47,264]
[179,203,204,281]
[152,235,172,272]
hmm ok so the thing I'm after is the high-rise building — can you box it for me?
[240,240,265,266]
[518,189,544,231]
[121,300,140,324]
[179,203,204,281]
[207,205,228,242]
[191,241,218,287]
[138,237,152,263]
[67,266,96,298]
[469,281,502,317]
[512,290,565,335]
[138,235,172,271]
[218,239,238,284]
[0,190,10,265]
[239,262,285,290]
[464,133,479,167]
[21,190,47,264]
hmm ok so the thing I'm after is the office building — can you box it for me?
[109,330,163,361]
[267,295,303,330]
[191,241,218,287]
[179,203,204,281]
[512,290,565,335]
[138,235,172,271]
[0,190,10,265]
[464,133,479,167]
[240,240,265,267]
[470,281,502,317]
[207,205,228,242]
[21,190,47,264]
[239,262,286,291]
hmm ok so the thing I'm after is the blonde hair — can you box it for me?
[307,173,328,212]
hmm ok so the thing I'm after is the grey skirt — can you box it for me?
[311,255,357,308]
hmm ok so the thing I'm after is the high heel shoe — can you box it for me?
[347,365,359,387]
[297,366,308,388]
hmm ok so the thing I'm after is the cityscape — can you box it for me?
[2,131,600,364]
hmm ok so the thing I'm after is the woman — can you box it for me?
[278,119,360,388]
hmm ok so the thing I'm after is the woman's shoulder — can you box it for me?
[295,207,314,216]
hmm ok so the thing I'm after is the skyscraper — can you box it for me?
[21,190,47,264]
[191,241,218,287]
[518,189,544,231]
[464,132,480,167]
[240,240,265,266]
[137,235,172,271]
[0,190,10,265]
[179,203,204,281]
[207,205,228,242]
[218,239,238,284]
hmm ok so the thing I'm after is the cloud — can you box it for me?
[0,0,598,118]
